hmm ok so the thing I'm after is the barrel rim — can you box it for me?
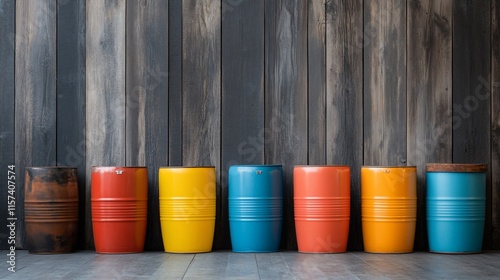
[294,165,350,168]
[229,164,283,168]
[426,163,487,173]
[92,166,148,169]
[159,166,215,169]
[362,165,416,169]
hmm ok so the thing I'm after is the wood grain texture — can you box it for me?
[265,0,308,249]
[308,0,326,165]
[126,0,168,251]
[0,0,15,250]
[452,0,491,249]
[221,0,265,249]
[491,0,500,249]
[86,0,126,248]
[363,0,407,166]
[326,0,364,250]
[426,163,486,173]
[15,0,57,249]
[57,0,86,250]
[407,0,452,251]
[168,0,183,166]
[182,0,221,248]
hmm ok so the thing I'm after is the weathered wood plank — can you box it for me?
[221,0,265,250]
[265,0,308,249]
[326,0,364,251]
[363,0,407,166]
[15,0,57,249]
[182,0,221,248]
[126,0,168,251]
[0,0,15,250]
[452,0,491,249]
[308,0,326,165]
[86,0,126,249]
[57,0,86,250]
[492,0,500,250]
[407,0,452,251]
[168,0,183,167]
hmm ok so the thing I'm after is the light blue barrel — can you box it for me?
[426,163,487,253]
[229,165,283,252]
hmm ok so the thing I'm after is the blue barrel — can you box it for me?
[229,165,283,252]
[426,163,487,253]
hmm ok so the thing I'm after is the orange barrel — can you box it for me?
[24,167,79,254]
[91,166,148,253]
[158,167,216,253]
[361,166,417,253]
[294,166,350,253]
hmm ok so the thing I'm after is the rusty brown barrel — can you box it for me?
[25,167,79,254]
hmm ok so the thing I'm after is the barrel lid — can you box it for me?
[159,166,215,169]
[294,165,350,168]
[362,166,416,168]
[426,163,487,173]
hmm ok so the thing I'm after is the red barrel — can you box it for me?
[91,166,148,253]
[294,166,350,253]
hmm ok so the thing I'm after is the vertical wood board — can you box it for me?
[85,0,126,248]
[407,0,452,250]
[265,0,308,249]
[221,0,265,249]
[363,0,407,166]
[0,0,15,250]
[126,0,168,251]
[57,0,87,249]
[15,0,57,248]
[326,0,364,250]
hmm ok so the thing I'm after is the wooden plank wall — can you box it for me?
[85,0,126,248]
[222,0,265,249]
[126,0,169,251]
[326,0,364,250]
[407,0,452,251]
[493,0,500,249]
[14,0,57,249]
[56,0,86,249]
[1,0,499,251]
[0,0,15,249]
[453,0,492,248]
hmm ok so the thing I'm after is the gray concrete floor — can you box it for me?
[1,250,499,279]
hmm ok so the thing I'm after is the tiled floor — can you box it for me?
[1,250,499,279]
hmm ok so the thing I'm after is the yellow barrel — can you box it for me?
[361,166,417,253]
[158,167,216,253]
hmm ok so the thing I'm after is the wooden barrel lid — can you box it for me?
[426,163,487,173]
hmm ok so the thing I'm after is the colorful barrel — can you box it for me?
[294,166,350,253]
[25,167,79,254]
[229,165,283,252]
[426,163,487,253]
[158,166,216,253]
[91,166,148,253]
[361,166,417,253]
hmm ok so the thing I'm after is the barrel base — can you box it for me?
[229,220,281,253]
[26,223,78,254]
[92,222,146,254]
[95,251,143,254]
[364,250,413,254]
[298,250,346,254]
[429,250,482,254]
